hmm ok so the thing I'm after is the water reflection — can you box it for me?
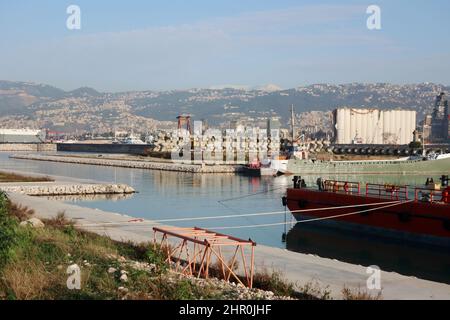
[286,223,450,284]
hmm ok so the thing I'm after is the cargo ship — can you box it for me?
[283,175,450,247]
[286,153,450,175]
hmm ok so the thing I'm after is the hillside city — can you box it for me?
[0,81,448,141]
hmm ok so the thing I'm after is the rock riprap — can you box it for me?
[0,183,135,196]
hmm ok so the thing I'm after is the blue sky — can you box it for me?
[0,0,449,91]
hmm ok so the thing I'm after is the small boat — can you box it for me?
[242,157,289,177]
[241,159,268,177]
[284,175,450,247]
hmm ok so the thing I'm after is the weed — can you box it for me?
[342,286,383,300]
[252,268,296,297]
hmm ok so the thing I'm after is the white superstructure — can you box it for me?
[123,133,146,145]
[0,129,46,143]
[334,108,416,145]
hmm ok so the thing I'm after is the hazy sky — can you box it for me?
[1,0,449,92]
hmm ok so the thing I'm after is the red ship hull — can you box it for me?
[286,187,450,246]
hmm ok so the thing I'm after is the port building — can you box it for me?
[333,108,416,145]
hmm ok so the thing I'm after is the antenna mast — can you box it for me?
[291,104,295,146]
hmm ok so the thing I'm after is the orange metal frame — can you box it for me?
[153,226,256,288]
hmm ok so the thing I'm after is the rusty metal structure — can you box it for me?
[177,115,192,134]
[153,226,256,288]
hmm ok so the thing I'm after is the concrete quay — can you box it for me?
[11,153,241,174]
[6,191,450,300]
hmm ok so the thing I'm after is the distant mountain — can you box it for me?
[0,80,66,99]
[253,84,283,92]
[0,80,66,115]
[68,87,101,98]
[0,81,102,115]
[0,80,448,132]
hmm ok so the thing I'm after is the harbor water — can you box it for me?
[1,152,449,284]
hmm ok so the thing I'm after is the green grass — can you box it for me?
[0,192,240,300]
[0,192,18,268]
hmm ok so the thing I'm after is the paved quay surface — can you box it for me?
[11,153,240,174]
[7,191,450,300]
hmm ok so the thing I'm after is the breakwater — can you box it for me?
[0,183,135,196]
[57,143,155,156]
[11,154,241,173]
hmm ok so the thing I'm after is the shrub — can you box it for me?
[252,268,296,297]
[296,281,331,300]
[0,192,18,268]
[409,141,422,149]
[342,286,383,300]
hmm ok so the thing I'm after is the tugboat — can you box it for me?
[242,159,264,177]
[242,157,289,177]
[283,175,450,247]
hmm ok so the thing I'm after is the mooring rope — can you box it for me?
[79,200,410,229]
[207,200,414,230]
[217,184,289,203]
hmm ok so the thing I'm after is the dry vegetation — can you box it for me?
[342,287,383,300]
[0,172,53,183]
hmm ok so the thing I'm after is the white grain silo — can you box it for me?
[334,108,416,145]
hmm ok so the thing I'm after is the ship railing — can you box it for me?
[323,180,361,195]
[414,187,444,203]
[365,183,409,201]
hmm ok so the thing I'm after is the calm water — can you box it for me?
[1,152,449,283]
